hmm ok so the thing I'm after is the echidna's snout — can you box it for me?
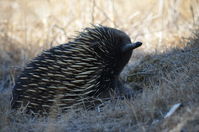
[122,41,142,53]
[132,41,142,49]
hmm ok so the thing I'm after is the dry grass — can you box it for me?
[0,0,199,131]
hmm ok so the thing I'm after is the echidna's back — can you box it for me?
[11,43,104,113]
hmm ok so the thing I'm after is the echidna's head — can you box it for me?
[76,25,142,78]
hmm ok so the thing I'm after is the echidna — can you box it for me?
[11,25,142,114]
